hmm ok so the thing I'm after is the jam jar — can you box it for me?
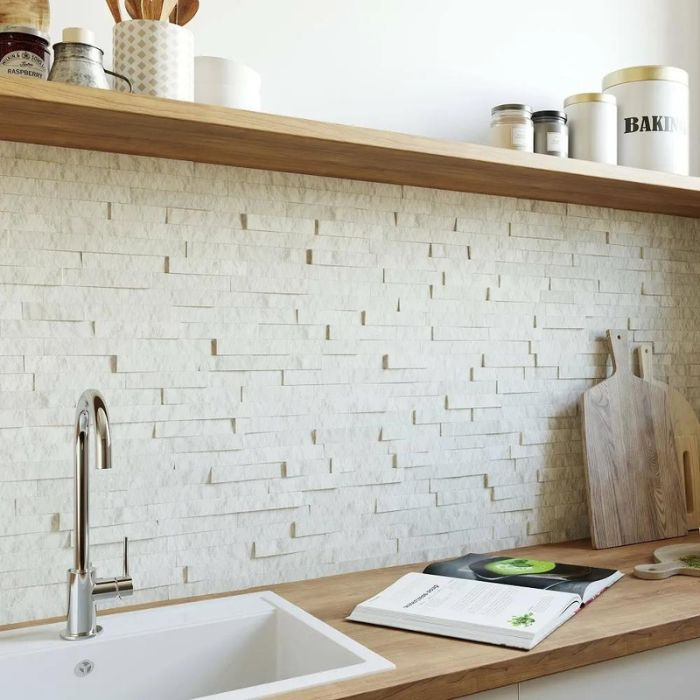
[0,26,51,80]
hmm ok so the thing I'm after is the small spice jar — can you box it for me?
[533,110,569,157]
[490,104,533,152]
[0,25,51,80]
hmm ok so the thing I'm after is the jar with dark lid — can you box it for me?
[533,110,569,157]
[0,25,51,80]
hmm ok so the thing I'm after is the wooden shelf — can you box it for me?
[1,76,699,217]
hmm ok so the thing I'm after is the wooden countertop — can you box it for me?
[4,535,700,699]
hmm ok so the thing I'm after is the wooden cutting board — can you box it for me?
[638,343,700,530]
[581,330,687,549]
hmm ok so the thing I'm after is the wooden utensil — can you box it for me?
[581,330,687,549]
[171,0,199,25]
[634,543,700,579]
[0,0,50,32]
[142,0,159,19]
[143,0,165,20]
[125,0,141,18]
[160,0,178,21]
[106,0,123,23]
[638,344,700,530]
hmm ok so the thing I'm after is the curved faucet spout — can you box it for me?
[75,389,112,472]
[63,390,131,641]
[73,390,111,574]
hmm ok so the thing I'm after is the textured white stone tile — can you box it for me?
[1,139,698,625]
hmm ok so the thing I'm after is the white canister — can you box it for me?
[194,56,261,111]
[113,20,193,101]
[564,93,617,165]
[602,65,688,175]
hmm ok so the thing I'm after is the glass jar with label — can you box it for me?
[489,104,533,152]
[533,110,569,157]
[0,26,51,80]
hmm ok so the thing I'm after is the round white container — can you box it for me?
[194,56,261,111]
[602,65,688,174]
[113,20,193,101]
[564,92,617,164]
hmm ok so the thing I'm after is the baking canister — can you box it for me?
[602,65,688,174]
[113,20,193,100]
[194,56,261,111]
[564,93,617,164]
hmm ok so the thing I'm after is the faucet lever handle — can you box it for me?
[123,536,129,577]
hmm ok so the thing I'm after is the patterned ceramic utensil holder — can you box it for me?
[113,20,193,101]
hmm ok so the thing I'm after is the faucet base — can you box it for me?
[62,567,100,641]
[60,625,102,641]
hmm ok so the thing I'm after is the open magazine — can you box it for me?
[348,555,623,650]
[348,572,582,650]
[424,553,623,604]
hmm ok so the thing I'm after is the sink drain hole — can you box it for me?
[74,659,94,677]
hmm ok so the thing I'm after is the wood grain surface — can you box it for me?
[0,77,699,216]
[638,344,700,529]
[3,536,700,700]
[582,331,687,549]
[0,0,50,31]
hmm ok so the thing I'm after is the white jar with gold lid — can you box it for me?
[564,93,617,165]
[602,65,689,175]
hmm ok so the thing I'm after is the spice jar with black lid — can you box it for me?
[533,110,569,157]
[0,26,51,80]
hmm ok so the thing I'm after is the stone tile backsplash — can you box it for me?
[0,140,698,624]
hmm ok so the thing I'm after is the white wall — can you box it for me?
[50,0,700,172]
[1,139,699,625]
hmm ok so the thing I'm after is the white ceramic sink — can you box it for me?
[0,592,394,699]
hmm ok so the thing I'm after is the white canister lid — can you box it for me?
[62,27,96,46]
[602,65,689,90]
[564,92,616,107]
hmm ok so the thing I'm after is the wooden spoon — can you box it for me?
[140,0,159,19]
[125,0,141,18]
[106,0,122,23]
[170,0,199,25]
[149,0,165,20]
[160,0,178,21]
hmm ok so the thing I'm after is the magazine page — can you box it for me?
[424,554,622,602]
[351,572,580,638]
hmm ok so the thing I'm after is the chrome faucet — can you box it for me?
[61,390,133,641]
